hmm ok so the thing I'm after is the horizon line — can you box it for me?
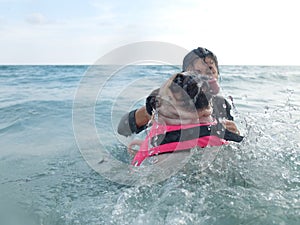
[1,64,300,66]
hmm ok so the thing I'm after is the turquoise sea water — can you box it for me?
[0,65,300,224]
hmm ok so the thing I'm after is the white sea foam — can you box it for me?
[1,65,300,224]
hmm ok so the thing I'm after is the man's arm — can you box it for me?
[117,88,159,137]
[117,106,151,137]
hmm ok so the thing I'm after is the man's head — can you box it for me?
[182,47,219,79]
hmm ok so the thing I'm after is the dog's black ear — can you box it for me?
[169,73,185,93]
[183,76,198,99]
[170,73,198,99]
[194,91,209,109]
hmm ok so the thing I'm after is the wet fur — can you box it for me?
[156,72,212,125]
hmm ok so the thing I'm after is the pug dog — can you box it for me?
[128,71,241,166]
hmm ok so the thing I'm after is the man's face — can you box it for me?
[186,58,217,79]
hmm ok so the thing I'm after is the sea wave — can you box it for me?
[1,65,300,224]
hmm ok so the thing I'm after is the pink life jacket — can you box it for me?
[132,121,228,166]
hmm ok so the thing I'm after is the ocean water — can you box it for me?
[0,65,300,225]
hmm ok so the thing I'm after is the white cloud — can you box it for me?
[0,0,31,2]
[25,13,47,25]
[0,0,300,65]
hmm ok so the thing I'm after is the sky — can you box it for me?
[0,0,299,65]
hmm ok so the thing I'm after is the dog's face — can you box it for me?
[156,71,219,125]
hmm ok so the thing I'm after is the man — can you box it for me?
[117,47,240,137]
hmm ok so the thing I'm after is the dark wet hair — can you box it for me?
[182,47,219,74]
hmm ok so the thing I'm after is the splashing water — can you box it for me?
[1,65,300,225]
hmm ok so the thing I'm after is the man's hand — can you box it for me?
[222,119,240,135]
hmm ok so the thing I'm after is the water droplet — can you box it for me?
[149,156,158,164]
[149,149,155,155]
[222,103,227,108]
[218,117,225,123]
[241,94,247,100]
[154,109,159,122]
